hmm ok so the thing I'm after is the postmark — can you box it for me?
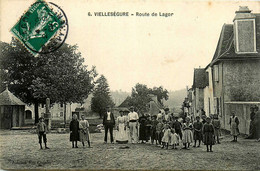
[10,0,68,56]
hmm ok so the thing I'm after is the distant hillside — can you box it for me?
[164,89,187,109]
[110,90,130,106]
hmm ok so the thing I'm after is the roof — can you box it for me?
[210,14,260,66]
[192,68,208,89]
[148,94,163,109]
[0,87,26,106]
[118,96,132,108]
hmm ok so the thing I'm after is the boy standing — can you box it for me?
[37,117,49,149]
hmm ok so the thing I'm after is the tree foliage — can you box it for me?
[91,75,114,118]
[0,39,97,122]
[128,83,169,113]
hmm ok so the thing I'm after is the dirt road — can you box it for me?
[0,130,259,170]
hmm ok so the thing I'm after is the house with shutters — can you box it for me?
[203,6,260,134]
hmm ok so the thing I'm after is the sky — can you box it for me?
[0,0,259,92]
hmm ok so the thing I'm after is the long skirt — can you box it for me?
[139,125,146,141]
[170,133,179,145]
[204,132,214,145]
[194,131,203,141]
[70,131,79,141]
[115,123,128,144]
[145,125,151,141]
[183,129,193,144]
[79,129,90,142]
[231,122,239,136]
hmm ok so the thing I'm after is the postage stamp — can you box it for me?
[10,0,68,56]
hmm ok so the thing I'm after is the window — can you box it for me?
[214,97,222,116]
[60,112,63,117]
[213,65,219,82]
[25,110,32,119]
[234,19,256,53]
[60,103,63,108]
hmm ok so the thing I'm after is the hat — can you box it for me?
[129,106,134,109]
[164,108,169,112]
[119,110,124,113]
[39,117,44,120]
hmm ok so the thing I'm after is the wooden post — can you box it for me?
[64,103,66,128]
[45,98,51,131]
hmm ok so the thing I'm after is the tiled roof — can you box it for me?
[210,14,260,66]
[192,68,208,89]
[0,88,26,106]
[118,96,132,108]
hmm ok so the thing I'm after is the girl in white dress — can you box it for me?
[161,124,171,149]
[115,110,129,144]
[170,128,179,149]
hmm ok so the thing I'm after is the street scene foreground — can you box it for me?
[0,130,259,170]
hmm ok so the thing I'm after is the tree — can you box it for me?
[91,75,114,118]
[151,86,169,105]
[128,83,169,113]
[0,39,97,123]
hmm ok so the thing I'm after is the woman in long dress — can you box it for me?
[139,113,147,143]
[229,111,239,142]
[79,115,91,148]
[70,114,79,148]
[115,110,128,144]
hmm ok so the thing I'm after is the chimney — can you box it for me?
[233,6,257,53]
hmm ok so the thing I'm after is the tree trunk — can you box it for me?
[34,101,39,124]
[64,103,66,128]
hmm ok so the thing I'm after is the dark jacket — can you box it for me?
[103,112,115,126]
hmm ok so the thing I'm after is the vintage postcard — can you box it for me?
[0,0,260,170]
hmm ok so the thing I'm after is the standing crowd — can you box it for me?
[100,106,227,152]
[36,105,247,152]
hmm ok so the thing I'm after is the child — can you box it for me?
[203,117,215,152]
[182,117,193,150]
[170,128,179,149]
[151,115,159,145]
[156,118,164,146]
[173,117,182,141]
[37,117,49,149]
[161,124,171,149]
[212,114,221,144]
[193,116,203,147]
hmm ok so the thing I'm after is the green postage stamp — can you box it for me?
[10,0,68,56]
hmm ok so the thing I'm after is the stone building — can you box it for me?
[197,6,260,134]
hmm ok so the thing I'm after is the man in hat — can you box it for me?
[37,117,49,149]
[103,106,115,143]
[128,106,139,143]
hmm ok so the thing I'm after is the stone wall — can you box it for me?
[223,60,260,102]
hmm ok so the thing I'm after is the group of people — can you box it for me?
[101,106,224,152]
[36,105,255,151]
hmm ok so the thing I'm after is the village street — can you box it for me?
[0,130,259,170]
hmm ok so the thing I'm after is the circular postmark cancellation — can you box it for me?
[11,0,68,55]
